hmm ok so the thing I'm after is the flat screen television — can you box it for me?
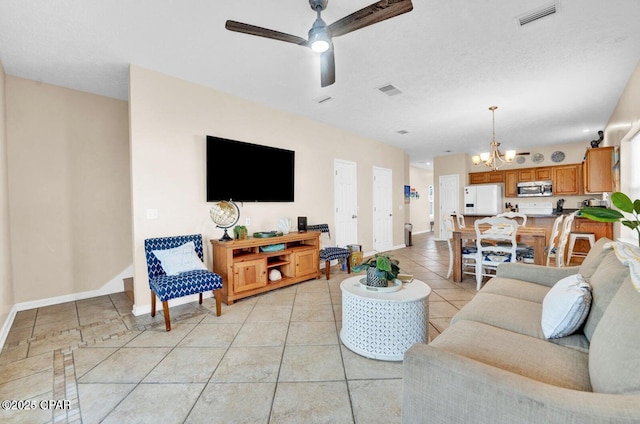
[206,135,295,202]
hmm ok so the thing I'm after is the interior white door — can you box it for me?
[439,174,460,239]
[334,159,358,248]
[373,166,393,252]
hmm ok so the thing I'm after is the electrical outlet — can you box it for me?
[245,218,251,226]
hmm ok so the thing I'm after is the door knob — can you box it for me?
[352,215,357,219]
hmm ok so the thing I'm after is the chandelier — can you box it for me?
[471,106,517,171]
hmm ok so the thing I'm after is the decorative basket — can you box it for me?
[366,267,388,287]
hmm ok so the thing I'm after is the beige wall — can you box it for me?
[5,77,131,303]
[128,65,407,312]
[0,62,14,327]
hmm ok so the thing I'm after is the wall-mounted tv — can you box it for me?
[206,135,295,202]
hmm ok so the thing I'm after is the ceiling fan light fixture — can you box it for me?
[308,18,331,52]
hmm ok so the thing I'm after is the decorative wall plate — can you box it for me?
[532,153,544,164]
[551,151,565,163]
[516,156,526,164]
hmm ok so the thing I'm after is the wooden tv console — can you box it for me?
[211,231,321,304]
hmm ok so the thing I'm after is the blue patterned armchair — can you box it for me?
[307,224,352,280]
[144,234,223,331]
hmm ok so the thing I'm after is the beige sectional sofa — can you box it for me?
[402,238,640,423]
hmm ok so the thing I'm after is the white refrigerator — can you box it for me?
[464,185,502,215]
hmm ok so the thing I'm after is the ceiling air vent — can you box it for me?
[397,130,409,135]
[378,84,402,96]
[517,3,558,27]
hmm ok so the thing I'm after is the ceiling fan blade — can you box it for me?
[328,0,413,38]
[225,20,308,47]
[320,47,336,87]
[516,152,531,156]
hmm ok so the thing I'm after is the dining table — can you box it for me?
[451,225,547,283]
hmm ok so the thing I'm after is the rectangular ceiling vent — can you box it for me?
[397,130,409,135]
[378,84,402,96]
[517,3,558,27]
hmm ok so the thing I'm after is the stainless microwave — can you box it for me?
[517,181,553,197]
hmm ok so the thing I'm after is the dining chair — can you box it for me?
[474,217,519,290]
[442,215,455,278]
[496,211,530,261]
[545,214,565,266]
[554,212,577,267]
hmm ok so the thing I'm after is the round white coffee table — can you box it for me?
[340,276,431,361]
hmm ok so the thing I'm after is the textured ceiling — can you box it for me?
[1,0,639,169]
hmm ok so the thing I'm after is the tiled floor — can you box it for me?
[0,232,478,424]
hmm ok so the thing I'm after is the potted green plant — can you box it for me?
[352,253,400,287]
[579,192,640,247]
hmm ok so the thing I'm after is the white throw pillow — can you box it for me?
[541,274,592,339]
[152,242,208,276]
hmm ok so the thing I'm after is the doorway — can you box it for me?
[438,174,459,239]
[373,166,393,252]
[334,159,358,248]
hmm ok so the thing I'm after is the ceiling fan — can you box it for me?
[225,0,413,87]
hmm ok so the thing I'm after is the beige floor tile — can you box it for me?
[0,390,53,424]
[294,291,332,305]
[349,378,402,424]
[124,322,196,347]
[100,383,205,424]
[0,369,51,400]
[270,381,353,424]
[0,351,52,385]
[290,302,335,322]
[143,347,226,383]
[72,347,119,379]
[0,344,29,366]
[211,346,283,383]
[434,287,477,301]
[278,345,344,382]
[246,304,293,322]
[28,330,82,357]
[11,309,37,329]
[186,382,275,423]
[78,347,171,383]
[77,383,136,424]
[428,301,460,319]
[286,321,338,345]
[81,320,130,342]
[178,322,242,347]
[5,326,33,344]
[232,321,288,347]
[340,345,403,380]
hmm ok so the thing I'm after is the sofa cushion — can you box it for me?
[430,320,592,391]
[481,277,550,303]
[452,292,546,339]
[589,276,640,394]
[541,274,591,339]
[579,237,613,280]
[582,250,630,341]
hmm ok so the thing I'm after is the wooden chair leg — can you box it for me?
[162,300,171,331]
[214,289,222,316]
[325,260,331,280]
[150,290,156,317]
[199,293,203,304]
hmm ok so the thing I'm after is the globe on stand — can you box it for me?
[210,200,240,241]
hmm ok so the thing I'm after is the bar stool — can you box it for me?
[566,232,596,265]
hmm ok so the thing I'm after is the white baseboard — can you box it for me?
[0,265,134,349]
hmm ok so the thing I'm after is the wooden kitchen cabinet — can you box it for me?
[504,170,518,197]
[553,164,581,196]
[518,167,551,182]
[212,231,321,304]
[568,218,614,265]
[583,146,614,193]
[469,170,504,184]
